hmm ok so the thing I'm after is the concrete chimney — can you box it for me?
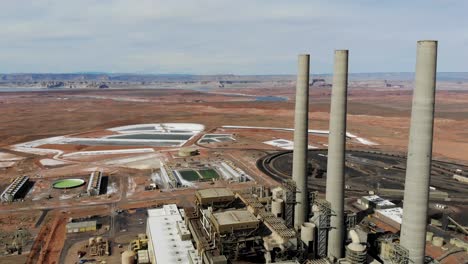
[400,40,438,264]
[326,50,349,259]
[292,54,310,229]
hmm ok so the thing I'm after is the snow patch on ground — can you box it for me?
[107,182,118,195]
[263,139,317,150]
[355,137,378,146]
[109,123,204,134]
[0,161,16,168]
[0,152,24,161]
[127,177,137,196]
[39,159,69,167]
[150,171,164,187]
[223,126,378,146]
[105,153,161,170]
[63,148,155,157]
[59,194,75,200]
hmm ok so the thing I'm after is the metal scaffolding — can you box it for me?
[315,199,331,258]
[283,180,297,229]
[389,243,409,264]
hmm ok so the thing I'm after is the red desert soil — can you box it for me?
[0,87,467,163]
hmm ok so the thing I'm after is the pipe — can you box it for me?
[326,50,349,259]
[400,40,438,264]
[349,229,361,244]
[292,54,310,229]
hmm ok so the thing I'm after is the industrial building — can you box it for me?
[145,186,382,263]
[374,207,404,230]
[195,188,235,205]
[146,204,196,264]
[0,176,30,202]
[139,41,468,264]
[87,236,109,257]
[66,220,97,233]
[87,170,102,196]
[357,195,396,210]
[179,147,199,157]
[256,42,459,264]
[210,209,259,234]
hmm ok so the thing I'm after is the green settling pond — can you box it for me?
[199,169,220,179]
[53,179,85,189]
[178,170,200,181]
[178,169,220,182]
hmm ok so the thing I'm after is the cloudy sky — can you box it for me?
[1,0,467,74]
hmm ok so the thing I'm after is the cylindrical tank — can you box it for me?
[89,237,96,246]
[426,232,434,242]
[346,243,367,264]
[121,250,136,264]
[301,222,316,244]
[271,199,284,217]
[450,238,463,247]
[432,237,444,247]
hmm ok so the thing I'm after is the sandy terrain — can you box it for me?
[1,87,466,163]
[0,84,467,263]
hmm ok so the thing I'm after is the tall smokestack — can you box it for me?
[400,40,438,264]
[292,54,310,229]
[326,50,349,259]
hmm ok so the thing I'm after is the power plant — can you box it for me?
[5,38,468,264]
[136,40,462,264]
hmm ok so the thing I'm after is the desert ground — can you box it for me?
[0,81,467,263]
[1,84,467,163]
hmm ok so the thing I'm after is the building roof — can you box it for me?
[147,204,195,264]
[376,207,403,224]
[212,210,258,226]
[66,220,97,229]
[196,188,234,199]
[362,195,395,207]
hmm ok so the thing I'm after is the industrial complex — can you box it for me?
[0,40,467,264]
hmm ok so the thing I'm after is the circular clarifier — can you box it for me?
[52,178,85,189]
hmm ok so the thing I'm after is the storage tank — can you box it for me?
[426,232,434,242]
[89,237,96,246]
[300,222,316,245]
[122,250,136,264]
[345,230,367,264]
[345,243,367,264]
[432,237,444,247]
[271,199,284,217]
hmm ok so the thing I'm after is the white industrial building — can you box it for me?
[146,204,198,264]
[357,195,395,209]
[0,176,29,202]
[375,207,403,230]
